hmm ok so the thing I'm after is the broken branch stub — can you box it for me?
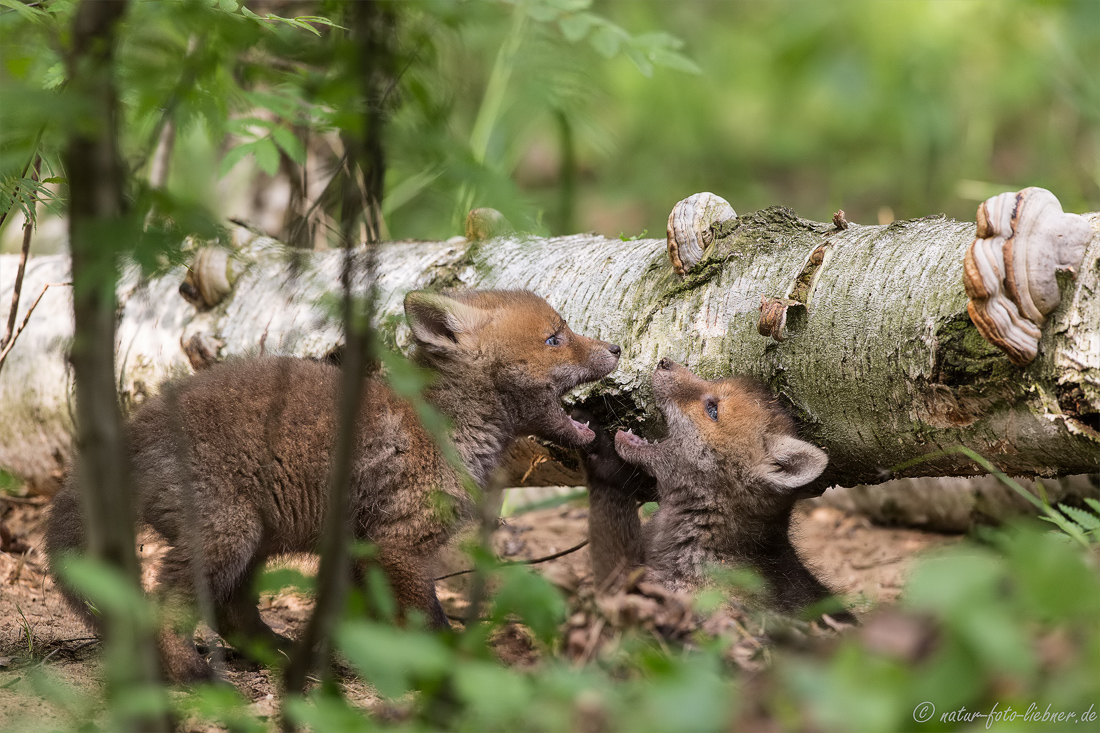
[963,187,1092,366]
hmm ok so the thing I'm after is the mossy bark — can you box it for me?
[2,210,1098,494]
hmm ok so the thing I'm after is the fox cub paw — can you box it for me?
[572,410,659,504]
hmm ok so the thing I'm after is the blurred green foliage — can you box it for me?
[578,0,1099,234]
[785,523,1100,733]
[385,0,1099,238]
[7,0,1092,251]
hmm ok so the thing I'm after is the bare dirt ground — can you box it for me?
[0,495,958,731]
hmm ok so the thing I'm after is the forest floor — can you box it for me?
[0,494,959,731]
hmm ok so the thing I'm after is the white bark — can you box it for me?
[2,209,1098,496]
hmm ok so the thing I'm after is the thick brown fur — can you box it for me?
[46,289,620,681]
[583,358,853,622]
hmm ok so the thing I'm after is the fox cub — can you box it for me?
[583,358,852,621]
[47,289,621,681]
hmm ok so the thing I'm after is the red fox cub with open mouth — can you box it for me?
[583,358,853,622]
[47,289,621,681]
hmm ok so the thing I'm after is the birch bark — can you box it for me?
[2,207,1098,494]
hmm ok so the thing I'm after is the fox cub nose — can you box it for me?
[657,357,672,370]
[608,344,621,356]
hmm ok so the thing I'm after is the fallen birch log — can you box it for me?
[1,195,1097,497]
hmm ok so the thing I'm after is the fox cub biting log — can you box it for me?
[46,289,621,681]
[582,358,853,622]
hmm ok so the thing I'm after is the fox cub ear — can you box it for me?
[404,291,491,351]
[761,434,828,491]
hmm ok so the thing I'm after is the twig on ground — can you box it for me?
[574,617,605,669]
[0,495,48,506]
[434,539,589,582]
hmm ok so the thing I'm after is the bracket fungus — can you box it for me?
[666,192,737,277]
[179,246,244,309]
[963,187,1092,366]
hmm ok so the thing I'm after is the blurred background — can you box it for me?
[3,0,1098,253]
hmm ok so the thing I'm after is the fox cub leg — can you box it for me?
[153,506,283,681]
[356,547,449,629]
[575,412,658,591]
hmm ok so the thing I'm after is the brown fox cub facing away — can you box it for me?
[583,358,853,622]
[46,289,621,681]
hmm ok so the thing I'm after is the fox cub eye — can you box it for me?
[704,398,719,421]
[545,334,562,346]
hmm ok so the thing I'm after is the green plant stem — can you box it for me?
[892,446,1092,549]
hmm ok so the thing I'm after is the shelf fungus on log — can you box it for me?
[179,246,244,309]
[963,187,1092,366]
[666,192,737,277]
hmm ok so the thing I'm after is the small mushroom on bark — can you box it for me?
[963,187,1092,366]
[465,208,513,241]
[758,296,800,342]
[179,247,243,309]
[666,193,737,277]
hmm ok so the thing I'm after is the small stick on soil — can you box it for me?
[0,495,48,506]
[574,617,605,669]
[434,539,590,582]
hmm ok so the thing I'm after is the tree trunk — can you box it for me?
[63,0,167,727]
[2,207,1098,494]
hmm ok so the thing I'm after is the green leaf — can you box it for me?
[55,555,154,628]
[0,469,21,495]
[624,46,654,78]
[903,549,1002,615]
[558,12,597,43]
[337,621,452,698]
[178,684,266,733]
[289,18,321,36]
[647,47,703,75]
[528,3,561,23]
[378,347,434,399]
[43,62,65,90]
[271,126,306,165]
[1058,503,1100,531]
[253,137,280,176]
[589,24,624,58]
[219,142,257,178]
[1004,524,1100,621]
[453,659,533,727]
[490,566,566,645]
[0,0,49,23]
[294,15,348,31]
[255,567,315,595]
[284,692,370,733]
